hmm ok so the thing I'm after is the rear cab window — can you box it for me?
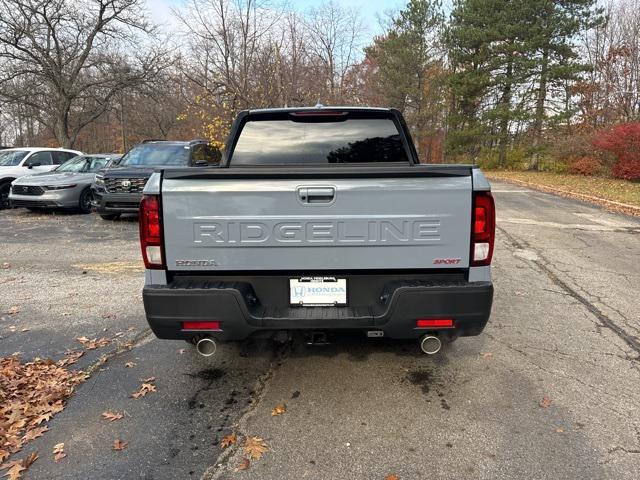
[229,110,412,166]
[119,143,190,167]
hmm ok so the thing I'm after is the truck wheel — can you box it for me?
[0,181,11,209]
[78,188,93,214]
[100,213,120,220]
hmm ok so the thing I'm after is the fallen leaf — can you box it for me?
[555,427,565,433]
[385,475,400,480]
[7,306,19,315]
[22,453,37,468]
[112,439,128,451]
[22,426,48,442]
[131,383,156,399]
[141,377,156,383]
[243,436,268,460]
[0,450,9,463]
[0,263,10,269]
[57,351,84,367]
[271,403,286,416]
[235,458,250,471]
[53,443,66,462]
[220,433,237,449]
[76,336,111,350]
[124,362,136,368]
[539,396,553,408]
[101,411,124,422]
[3,462,25,480]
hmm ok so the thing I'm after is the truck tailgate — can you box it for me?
[160,171,472,271]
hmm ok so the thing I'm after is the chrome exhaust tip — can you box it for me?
[420,335,442,355]
[196,337,217,357]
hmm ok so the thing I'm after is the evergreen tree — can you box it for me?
[364,0,446,161]
[527,0,604,169]
[446,0,602,167]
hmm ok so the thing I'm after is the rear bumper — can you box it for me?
[143,279,493,341]
[91,188,142,214]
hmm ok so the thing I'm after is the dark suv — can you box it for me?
[92,139,219,220]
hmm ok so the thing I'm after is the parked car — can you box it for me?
[9,154,121,213]
[92,139,220,220]
[140,107,495,357]
[0,147,83,208]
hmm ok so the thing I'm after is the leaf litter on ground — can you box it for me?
[0,355,86,469]
[76,336,111,350]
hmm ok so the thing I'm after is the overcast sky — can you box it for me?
[145,0,405,38]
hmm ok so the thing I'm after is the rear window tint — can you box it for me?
[230,117,409,165]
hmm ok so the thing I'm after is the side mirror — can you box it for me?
[26,162,41,169]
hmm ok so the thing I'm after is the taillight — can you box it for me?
[471,191,495,266]
[139,195,164,269]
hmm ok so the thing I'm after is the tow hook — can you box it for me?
[419,334,442,355]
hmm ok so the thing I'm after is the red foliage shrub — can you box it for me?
[592,123,640,180]
[568,156,601,175]
[612,159,640,180]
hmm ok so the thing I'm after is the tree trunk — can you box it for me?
[54,100,73,148]
[530,48,549,171]
[498,60,514,168]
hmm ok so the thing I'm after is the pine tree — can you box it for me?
[364,0,446,161]
[446,0,536,166]
[527,0,604,169]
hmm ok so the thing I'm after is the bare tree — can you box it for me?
[0,0,171,148]
[305,1,365,104]
[578,0,640,127]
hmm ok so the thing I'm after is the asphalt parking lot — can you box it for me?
[1,181,640,480]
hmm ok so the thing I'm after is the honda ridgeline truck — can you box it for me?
[140,107,495,356]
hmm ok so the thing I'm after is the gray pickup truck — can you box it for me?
[140,107,495,356]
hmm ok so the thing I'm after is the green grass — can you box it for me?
[485,171,640,208]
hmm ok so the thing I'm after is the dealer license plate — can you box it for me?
[289,277,347,306]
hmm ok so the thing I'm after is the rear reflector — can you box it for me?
[416,319,454,328]
[182,321,221,330]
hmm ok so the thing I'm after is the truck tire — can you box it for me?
[100,213,120,220]
[0,180,12,209]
